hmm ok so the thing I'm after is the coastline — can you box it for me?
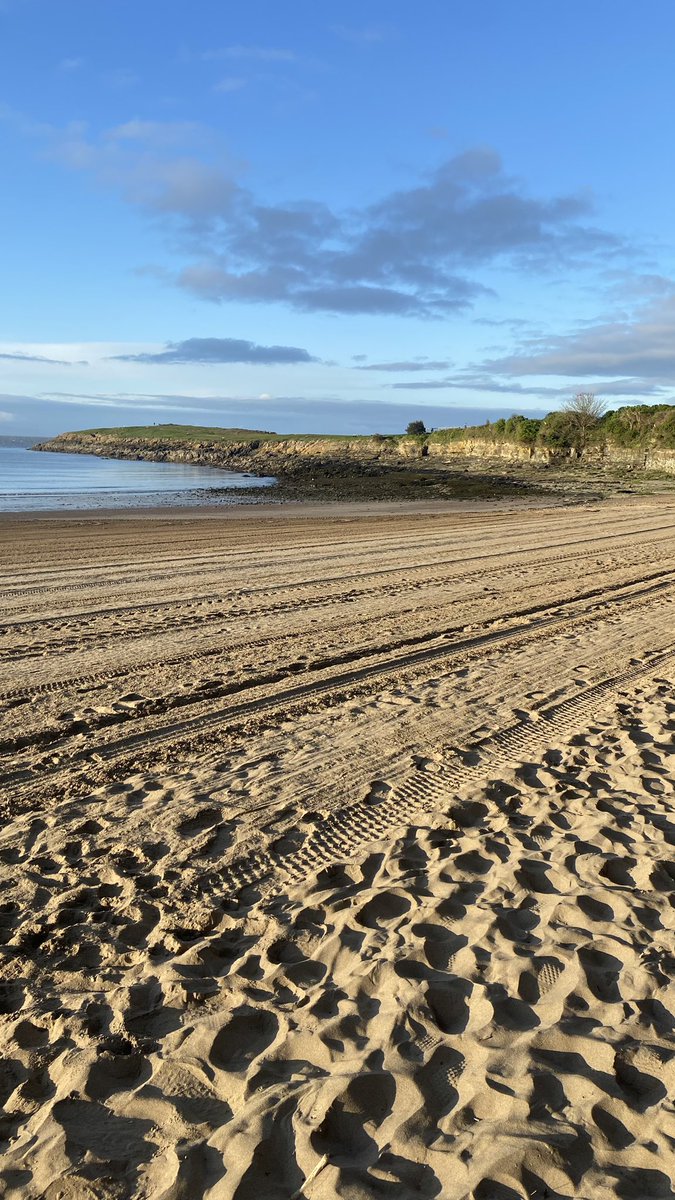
[0,491,588,523]
[28,430,675,509]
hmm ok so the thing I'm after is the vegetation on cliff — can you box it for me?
[428,402,675,452]
[37,401,675,460]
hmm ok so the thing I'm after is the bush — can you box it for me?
[406,420,427,436]
[537,411,575,449]
[405,402,675,454]
[504,414,542,444]
[600,404,675,448]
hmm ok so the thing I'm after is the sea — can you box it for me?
[0,445,275,512]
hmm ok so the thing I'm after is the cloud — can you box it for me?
[167,148,622,316]
[214,77,246,94]
[40,391,225,412]
[57,57,83,72]
[474,316,537,330]
[390,372,666,400]
[107,118,203,146]
[0,350,83,365]
[479,293,675,381]
[358,360,451,372]
[112,336,317,365]
[3,109,625,318]
[13,112,237,224]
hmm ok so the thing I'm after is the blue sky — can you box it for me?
[2,0,675,436]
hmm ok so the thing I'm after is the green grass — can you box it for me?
[78,424,369,444]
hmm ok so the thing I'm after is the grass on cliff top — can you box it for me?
[78,424,364,443]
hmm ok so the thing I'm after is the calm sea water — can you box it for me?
[0,446,275,512]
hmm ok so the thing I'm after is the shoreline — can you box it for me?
[0,491,599,523]
[20,437,675,512]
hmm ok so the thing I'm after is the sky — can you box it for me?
[2,0,675,436]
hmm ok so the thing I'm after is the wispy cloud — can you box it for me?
[391,372,667,400]
[111,336,317,365]
[213,77,246,94]
[106,118,204,146]
[358,360,451,372]
[0,350,86,365]
[57,57,83,73]
[479,293,675,380]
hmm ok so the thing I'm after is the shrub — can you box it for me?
[537,411,575,449]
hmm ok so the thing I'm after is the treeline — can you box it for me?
[427,403,675,451]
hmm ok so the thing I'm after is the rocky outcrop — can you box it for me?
[428,438,675,474]
[34,428,675,477]
[33,431,420,476]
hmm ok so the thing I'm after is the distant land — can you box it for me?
[0,434,42,448]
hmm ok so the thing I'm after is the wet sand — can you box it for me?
[1,496,674,1198]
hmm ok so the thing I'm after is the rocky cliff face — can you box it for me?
[34,429,675,476]
[426,438,675,473]
[34,431,420,475]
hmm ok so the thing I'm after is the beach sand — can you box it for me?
[1,496,674,1198]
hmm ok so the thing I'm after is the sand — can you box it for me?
[0,496,674,1198]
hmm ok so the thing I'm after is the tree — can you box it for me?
[406,420,427,436]
[561,392,606,453]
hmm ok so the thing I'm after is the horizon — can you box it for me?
[2,1,675,436]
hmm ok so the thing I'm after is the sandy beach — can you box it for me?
[1,495,674,1199]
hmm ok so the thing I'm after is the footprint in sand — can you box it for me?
[311,1070,396,1167]
[210,1006,279,1073]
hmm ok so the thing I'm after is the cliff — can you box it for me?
[426,437,675,474]
[34,429,424,475]
[34,425,675,476]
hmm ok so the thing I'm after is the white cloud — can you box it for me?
[213,77,247,94]
[107,119,203,145]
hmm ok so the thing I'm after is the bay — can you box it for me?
[0,446,275,512]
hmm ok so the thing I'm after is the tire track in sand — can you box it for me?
[218,643,675,895]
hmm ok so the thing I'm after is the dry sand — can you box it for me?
[0,496,674,1199]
